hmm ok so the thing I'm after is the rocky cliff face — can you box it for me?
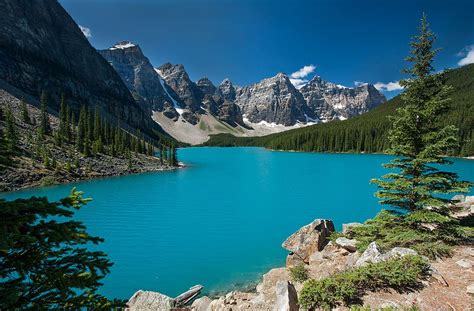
[300,77,386,122]
[98,42,182,121]
[0,0,161,138]
[197,77,244,126]
[234,73,316,126]
[157,63,202,113]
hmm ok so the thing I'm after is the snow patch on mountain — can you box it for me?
[110,42,136,50]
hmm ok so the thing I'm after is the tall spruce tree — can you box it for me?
[58,95,67,144]
[20,100,31,124]
[4,106,18,154]
[371,15,470,211]
[38,92,51,138]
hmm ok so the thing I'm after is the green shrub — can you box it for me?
[345,210,473,259]
[39,176,55,186]
[289,264,308,283]
[299,255,429,310]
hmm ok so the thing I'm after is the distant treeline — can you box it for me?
[204,64,474,157]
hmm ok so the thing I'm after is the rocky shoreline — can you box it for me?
[125,198,474,311]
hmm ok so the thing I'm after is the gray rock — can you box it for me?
[342,222,362,234]
[191,296,212,311]
[452,194,466,202]
[456,259,473,269]
[126,290,175,310]
[274,281,298,311]
[467,283,474,295]
[355,242,419,267]
[355,242,383,266]
[335,237,358,252]
[282,219,335,263]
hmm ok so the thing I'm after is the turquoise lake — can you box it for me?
[1,147,473,299]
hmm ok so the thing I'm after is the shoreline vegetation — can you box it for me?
[0,89,180,192]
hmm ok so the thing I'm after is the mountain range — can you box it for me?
[99,41,386,144]
[0,0,386,146]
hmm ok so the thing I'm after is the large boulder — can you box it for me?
[274,281,298,311]
[126,290,175,310]
[191,296,212,311]
[335,237,358,252]
[282,219,335,263]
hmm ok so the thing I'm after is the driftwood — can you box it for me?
[174,284,204,306]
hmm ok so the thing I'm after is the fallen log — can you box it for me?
[174,284,204,306]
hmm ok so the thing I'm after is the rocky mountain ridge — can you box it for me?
[98,42,386,143]
[300,76,387,122]
[0,0,163,140]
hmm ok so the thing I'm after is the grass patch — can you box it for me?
[341,209,473,259]
[289,263,308,283]
[299,255,429,310]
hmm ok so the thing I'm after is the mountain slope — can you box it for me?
[205,64,474,156]
[0,0,163,140]
[98,42,183,121]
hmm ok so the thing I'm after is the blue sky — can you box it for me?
[61,0,473,97]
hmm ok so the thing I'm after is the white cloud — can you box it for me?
[457,45,474,66]
[79,25,92,38]
[374,81,403,92]
[290,65,316,79]
[354,81,368,87]
[289,78,308,89]
[289,64,316,88]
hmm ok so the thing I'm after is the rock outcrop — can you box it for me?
[0,0,162,138]
[282,219,335,264]
[300,77,386,122]
[274,281,298,311]
[126,290,175,310]
[335,237,357,252]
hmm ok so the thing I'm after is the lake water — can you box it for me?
[1,147,473,299]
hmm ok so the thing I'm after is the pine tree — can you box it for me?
[42,146,50,169]
[93,107,101,141]
[38,92,51,138]
[21,99,31,124]
[0,189,123,309]
[58,95,67,144]
[4,106,18,154]
[371,15,470,211]
[76,106,86,153]
[0,116,10,169]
